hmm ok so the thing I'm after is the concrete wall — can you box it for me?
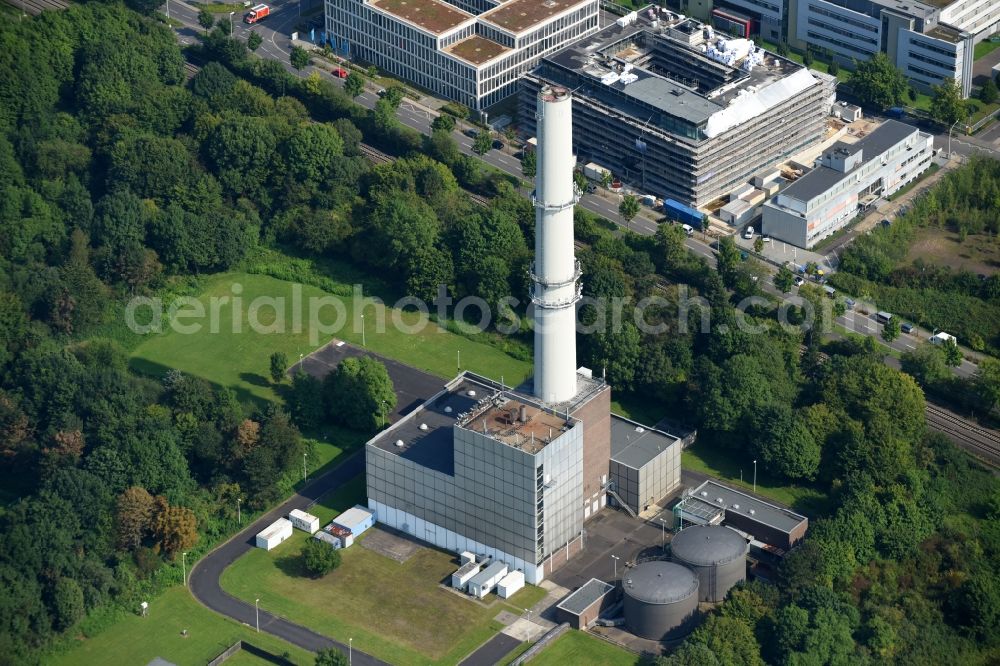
[573,386,611,520]
[762,201,808,248]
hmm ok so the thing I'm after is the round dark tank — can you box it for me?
[622,561,699,640]
[670,525,748,602]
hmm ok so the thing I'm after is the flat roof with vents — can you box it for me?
[370,0,474,35]
[685,480,807,535]
[479,0,591,34]
[445,34,511,65]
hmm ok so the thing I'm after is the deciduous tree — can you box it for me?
[930,78,967,127]
[152,503,198,557]
[618,194,640,224]
[850,52,907,111]
[322,356,396,431]
[302,539,342,577]
[270,352,288,383]
[115,486,155,551]
[290,46,310,71]
[472,130,492,155]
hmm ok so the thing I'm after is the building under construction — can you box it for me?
[519,8,837,207]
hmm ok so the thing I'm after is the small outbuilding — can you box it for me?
[312,531,342,549]
[288,509,320,534]
[719,199,754,226]
[333,506,376,538]
[556,578,617,629]
[255,518,293,551]
[460,551,476,565]
[467,560,509,599]
[323,523,354,548]
[451,560,483,591]
[497,570,525,598]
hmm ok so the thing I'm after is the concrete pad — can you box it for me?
[494,610,519,626]
[502,618,547,641]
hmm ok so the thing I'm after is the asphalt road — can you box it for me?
[187,449,386,665]
[460,633,522,666]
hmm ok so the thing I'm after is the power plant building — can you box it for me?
[363,86,682,584]
[520,10,836,207]
[324,0,600,110]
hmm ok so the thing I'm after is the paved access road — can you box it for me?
[187,448,386,664]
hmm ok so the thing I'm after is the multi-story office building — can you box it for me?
[324,0,599,110]
[792,0,976,96]
[762,119,933,248]
[688,0,996,97]
[520,12,836,207]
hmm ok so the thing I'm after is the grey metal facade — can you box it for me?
[366,393,584,581]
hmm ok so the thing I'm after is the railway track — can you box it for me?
[183,62,200,81]
[357,142,392,165]
[925,403,1000,466]
[4,0,68,16]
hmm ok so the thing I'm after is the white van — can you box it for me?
[681,224,695,236]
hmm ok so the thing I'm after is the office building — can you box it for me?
[363,87,682,584]
[520,10,836,207]
[762,119,933,248]
[689,0,996,97]
[324,0,599,110]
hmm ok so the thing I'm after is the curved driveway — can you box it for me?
[187,449,387,665]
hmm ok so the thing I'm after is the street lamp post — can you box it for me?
[302,452,308,482]
[361,314,366,346]
[611,554,620,580]
[255,598,260,633]
[381,399,387,428]
[753,459,757,494]
[349,637,353,665]
[658,518,666,546]
[229,11,235,35]
[182,552,187,587]
[237,497,242,525]
[948,119,962,158]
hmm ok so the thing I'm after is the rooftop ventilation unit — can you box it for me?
[395,440,405,448]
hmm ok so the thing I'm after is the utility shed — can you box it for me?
[451,560,483,591]
[255,518,292,551]
[312,531,342,549]
[323,523,354,548]
[467,561,509,599]
[497,570,525,598]
[555,578,617,629]
[288,509,319,534]
[719,199,754,226]
[333,506,376,537]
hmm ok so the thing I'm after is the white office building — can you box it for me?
[325,0,599,111]
[762,120,933,248]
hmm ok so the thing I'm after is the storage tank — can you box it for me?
[622,561,699,640]
[670,525,748,602]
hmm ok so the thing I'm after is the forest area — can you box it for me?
[0,1,998,665]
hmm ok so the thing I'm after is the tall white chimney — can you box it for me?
[532,85,580,404]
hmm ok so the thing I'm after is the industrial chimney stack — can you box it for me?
[532,86,580,404]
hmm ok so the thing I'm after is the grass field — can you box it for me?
[49,586,313,666]
[221,477,547,665]
[526,631,639,666]
[682,444,831,516]
[903,226,999,277]
[129,273,532,405]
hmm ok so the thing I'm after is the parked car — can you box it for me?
[463,128,478,139]
[743,226,754,239]
[761,235,772,243]
[586,183,597,194]
[492,140,505,150]
[332,68,348,78]
[844,298,856,311]
[793,276,805,287]
[901,322,914,334]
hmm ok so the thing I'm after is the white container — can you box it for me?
[460,551,476,565]
[497,570,525,598]
[467,561,509,599]
[255,518,293,551]
[288,509,320,534]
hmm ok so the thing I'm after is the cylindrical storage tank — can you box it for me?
[670,525,748,602]
[622,561,699,640]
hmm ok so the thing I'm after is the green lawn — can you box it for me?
[974,39,1000,61]
[49,586,313,666]
[682,444,831,516]
[220,478,547,665]
[129,272,531,406]
[526,631,639,666]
